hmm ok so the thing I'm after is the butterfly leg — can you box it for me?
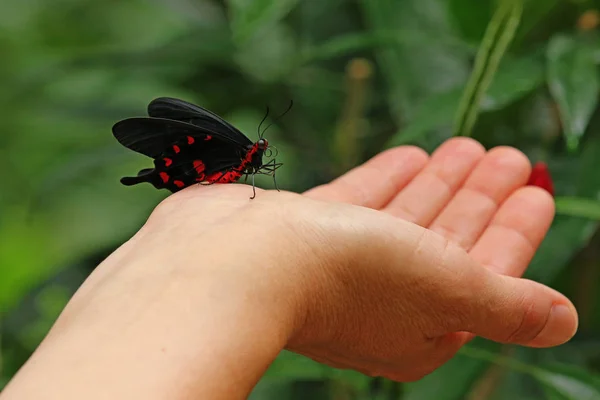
[271,158,280,192]
[258,159,283,192]
[250,173,257,200]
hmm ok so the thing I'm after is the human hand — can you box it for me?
[306,137,554,282]
[305,137,559,337]
[296,137,573,380]
[1,139,577,400]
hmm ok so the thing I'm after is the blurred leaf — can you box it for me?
[482,50,545,109]
[543,386,572,400]
[263,351,369,392]
[454,0,523,137]
[227,0,298,45]
[250,378,332,400]
[263,351,330,381]
[360,0,470,120]
[526,216,598,284]
[514,0,559,45]
[449,0,493,42]
[532,363,600,400]
[461,346,600,399]
[547,35,598,151]
[234,23,296,82]
[556,197,600,220]
[527,134,600,283]
[0,210,57,315]
[387,51,544,147]
[404,338,500,400]
[300,30,475,64]
[386,88,461,147]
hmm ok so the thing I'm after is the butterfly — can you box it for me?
[112,97,287,199]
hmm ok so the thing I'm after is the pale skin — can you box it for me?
[1,138,578,400]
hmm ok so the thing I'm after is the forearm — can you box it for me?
[1,249,296,400]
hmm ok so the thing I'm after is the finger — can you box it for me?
[428,147,531,250]
[468,186,555,277]
[383,137,486,226]
[464,271,578,347]
[430,243,577,347]
[304,146,429,208]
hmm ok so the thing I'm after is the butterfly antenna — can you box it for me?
[260,100,293,138]
[257,106,270,140]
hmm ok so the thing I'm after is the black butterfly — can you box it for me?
[112,97,287,199]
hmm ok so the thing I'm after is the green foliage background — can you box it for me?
[2,0,600,398]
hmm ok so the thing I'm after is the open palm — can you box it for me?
[305,137,554,346]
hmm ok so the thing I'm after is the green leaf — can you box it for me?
[385,88,461,147]
[547,35,599,151]
[556,197,600,220]
[460,347,600,400]
[359,0,470,121]
[227,0,298,45]
[448,0,493,43]
[0,209,57,315]
[263,351,333,381]
[404,338,501,400]
[300,30,474,64]
[532,364,600,400]
[386,51,544,147]
[526,215,598,284]
[453,0,523,137]
[526,134,600,283]
[483,50,545,110]
[514,0,559,46]
[262,351,370,392]
[234,23,296,82]
[250,378,333,400]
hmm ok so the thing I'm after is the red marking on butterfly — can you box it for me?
[193,160,205,174]
[187,136,195,145]
[173,180,185,188]
[163,158,173,167]
[160,172,170,183]
[173,145,181,154]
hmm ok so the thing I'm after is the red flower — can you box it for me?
[527,162,554,196]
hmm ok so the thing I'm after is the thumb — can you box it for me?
[462,271,578,347]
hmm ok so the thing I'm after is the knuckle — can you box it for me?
[488,146,531,169]
[505,293,549,343]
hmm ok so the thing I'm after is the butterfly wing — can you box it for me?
[112,117,247,159]
[147,97,253,147]
[114,118,247,192]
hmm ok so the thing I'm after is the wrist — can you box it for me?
[4,240,303,400]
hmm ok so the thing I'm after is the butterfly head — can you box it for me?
[257,138,268,150]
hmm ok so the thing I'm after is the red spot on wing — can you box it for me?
[205,135,212,141]
[187,136,195,145]
[159,172,170,183]
[193,160,205,174]
[527,162,554,196]
[173,180,185,188]
[173,145,181,154]
[163,158,173,167]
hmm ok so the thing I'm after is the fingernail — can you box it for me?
[534,304,578,346]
